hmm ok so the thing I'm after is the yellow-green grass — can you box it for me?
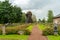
[0,35,28,40]
[48,35,60,40]
[26,24,46,31]
[26,25,33,31]
[38,24,46,30]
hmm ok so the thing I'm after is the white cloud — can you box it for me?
[12,0,30,6]
[0,0,5,1]
[11,0,30,9]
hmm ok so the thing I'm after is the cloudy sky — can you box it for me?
[0,0,60,20]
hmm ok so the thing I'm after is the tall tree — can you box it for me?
[12,6,22,23]
[21,13,26,23]
[0,0,13,35]
[0,0,22,24]
[47,10,53,23]
[0,0,22,35]
[0,0,12,24]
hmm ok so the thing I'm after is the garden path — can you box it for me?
[28,24,48,40]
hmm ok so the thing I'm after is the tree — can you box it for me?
[12,6,22,23]
[47,10,53,23]
[0,0,13,35]
[21,13,26,23]
[41,18,46,23]
[0,0,11,24]
[0,0,22,35]
[0,0,22,23]
[38,19,41,23]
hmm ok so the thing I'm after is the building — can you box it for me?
[53,14,60,24]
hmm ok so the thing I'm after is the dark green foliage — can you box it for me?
[0,1,12,24]
[21,13,26,23]
[24,30,31,35]
[41,18,46,23]
[47,10,54,23]
[0,0,22,24]
[43,24,60,36]
[12,6,22,23]
[43,27,54,36]
[38,19,41,23]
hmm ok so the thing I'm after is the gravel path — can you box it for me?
[28,25,48,40]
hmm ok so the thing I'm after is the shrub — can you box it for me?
[43,27,54,36]
[6,24,30,35]
[42,24,60,36]
[24,30,31,35]
[6,27,18,35]
[0,24,31,35]
[58,24,60,35]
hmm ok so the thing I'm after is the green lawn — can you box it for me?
[0,35,60,40]
[26,24,46,31]
[38,24,46,30]
[26,25,33,31]
[48,35,60,40]
[0,24,60,40]
[0,35,28,40]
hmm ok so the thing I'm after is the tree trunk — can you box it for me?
[2,25,6,35]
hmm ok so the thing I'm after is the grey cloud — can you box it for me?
[9,0,54,10]
[27,0,50,9]
[14,0,51,10]
[9,0,15,3]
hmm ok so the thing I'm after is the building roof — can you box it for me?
[54,14,60,19]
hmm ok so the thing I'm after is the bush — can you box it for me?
[58,24,60,35]
[43,27,54,36]
[6,27,18,35]
[0,24,31,35]
[43,24,60,36]
[24,30,31,35]
[6,24,30,35]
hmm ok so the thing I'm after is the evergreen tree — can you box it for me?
[47,10,53,23]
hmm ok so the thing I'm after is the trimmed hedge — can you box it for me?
[0,24,31,35]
